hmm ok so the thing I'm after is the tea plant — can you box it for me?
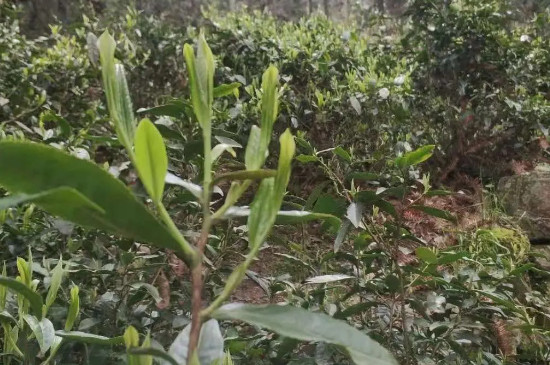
[0,32,397,365]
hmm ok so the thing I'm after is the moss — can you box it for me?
[473,227,530,261]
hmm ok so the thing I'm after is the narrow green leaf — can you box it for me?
[333,146,351,163]
[0,264,7,311]
[65,286,79,331]
[98,31,135,151]
[23,315,55,354]
[184,33,214,128]
[247,178,276,250]
[0,276,43,319]
[259,66,279,162]
[410,205,457,223]
[213,304,397,365]
[0,310,17,325]
[296,154,319,163]
[213,82,241,98]
[134,119,168,203]
[275,129,295,200]
[55,331,125,345]
[44,259,65,316]
[245,125,263,170]
[137,99,191,118]
[0,142,189,255]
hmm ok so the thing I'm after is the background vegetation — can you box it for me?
[0,0,549,364]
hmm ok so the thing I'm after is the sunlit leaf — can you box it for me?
[134,119,168,203]
[44,258,65,316]
[213,82,241,98]
[98,31,136,151]
[65,286,80,331]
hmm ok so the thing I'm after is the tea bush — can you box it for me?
[1,1,550,364]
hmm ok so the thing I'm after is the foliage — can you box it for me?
[0,30,397,364]
[1,2,550,364]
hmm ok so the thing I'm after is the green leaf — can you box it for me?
[163,319,224,365]
[436,251,468,265]
[0,189,105,219]
[0,276,43,319]
[184,32,214,128]
[130,283,162,304]
[44,258,64,316]
[124,326,140,349]
[295,154,319,164]
[213,304,397,365]
[65,286,79,331]
[129,348,179,365]
[0,310,17,325]
[244,66,280,171]
[0,264,6,311]
[55,331,125,345]
[396,145,435,168]
[134,119,168,203]
[259,66,280,160]
[275,130,295,200]
[373,199,397,218]
[0,141,188,254]
[213,82,241,98]
[213,169,277,185]
[245,125,263,170]
[247,178,276,250]
[23,315,55,354]
[410,205,457,223]
[98,31,136,151]
[333,146,351,163]
[415,247,438,264]
[137,99,191,118]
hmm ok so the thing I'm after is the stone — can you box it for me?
[497,171,550,239]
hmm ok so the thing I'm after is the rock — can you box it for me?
[532,245,550,271]
[497,171,550,238]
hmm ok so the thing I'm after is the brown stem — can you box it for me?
[187,219,211,363]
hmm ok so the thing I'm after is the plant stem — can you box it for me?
[187,126,213,363]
